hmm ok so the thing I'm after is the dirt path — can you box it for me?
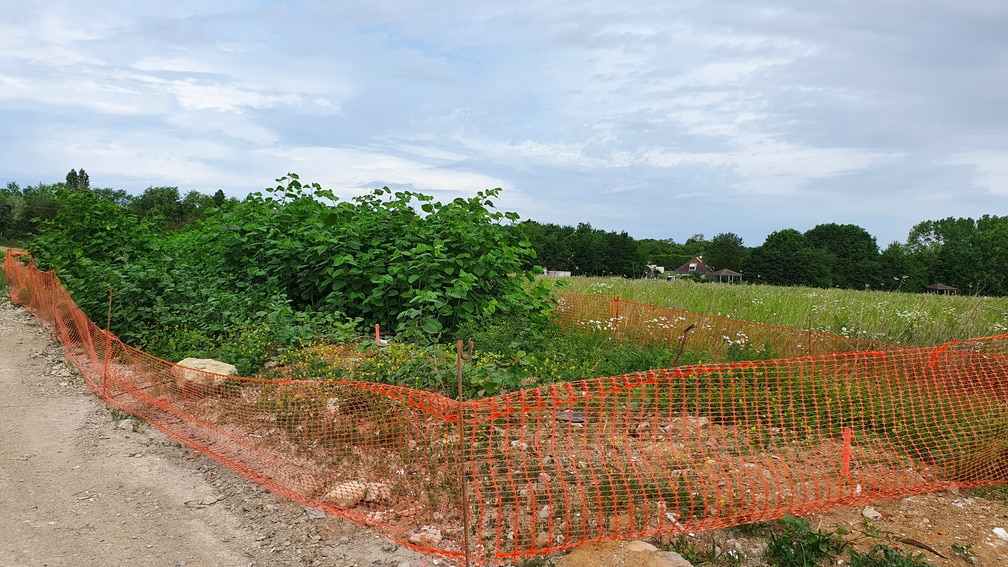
[0,293,435,567]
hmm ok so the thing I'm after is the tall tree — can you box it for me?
[804,223,880,289]
[64,168,90,190]
[744,229,808,286]
[521,220,575,272]
[683,233,707,260]
[970,215,1008,295]
[131,186,184,228]
[878,241,925,292]
[705,232,745,272]
[906,217,979,291]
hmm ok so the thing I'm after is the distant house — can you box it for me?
[712,268,743,283]
[668,257,714,280]
[926,283,957,295]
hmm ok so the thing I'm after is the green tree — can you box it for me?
[877,241,924,292]
[131,186,184,228]
[683,233,707,260]
[705,232,746,272]
[907,217,980,292]
[521,220,575,272]
[64,168,90,190]
[745,229,807,286]
[637,238,683,272]
[599,229,644,277]
[570,222,603,275]
[804,223,880,289]
[180,190,215,223]
[970,215,1008,295]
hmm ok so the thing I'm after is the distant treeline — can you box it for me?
[1,169,236,239]
[521,217,1008,295]
[3,170,1007,296]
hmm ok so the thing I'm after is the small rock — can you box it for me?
[118,419,134,431]
[862,506,883,521]
[993,527,1008,542]
[303,506,326,519]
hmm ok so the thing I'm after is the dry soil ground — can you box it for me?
[3,289,1008,567]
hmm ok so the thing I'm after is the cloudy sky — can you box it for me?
[2,1,1006,247]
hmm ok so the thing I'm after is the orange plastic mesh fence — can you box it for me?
[6,249,1008,565]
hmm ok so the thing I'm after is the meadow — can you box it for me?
[559,276,1008,348]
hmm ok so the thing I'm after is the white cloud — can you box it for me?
[945,151,1008,195]
[2,0,1008,247]
[264,146,510,196]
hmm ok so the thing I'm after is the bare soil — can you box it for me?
[3,290,1008,567]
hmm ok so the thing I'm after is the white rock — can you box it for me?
[993,527,1008,542]
[172,358,236,395]
[862,506,883,521]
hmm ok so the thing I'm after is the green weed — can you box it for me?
[950,543,976,564]
[848,544,935,567]
[764,515,847,567]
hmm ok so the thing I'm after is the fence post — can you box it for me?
[456,339,474,567]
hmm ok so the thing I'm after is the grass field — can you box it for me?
[557,276,1008,347]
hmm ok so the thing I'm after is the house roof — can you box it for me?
[712,268,742,276]
[673,257,713,274]
[926,283,958,290]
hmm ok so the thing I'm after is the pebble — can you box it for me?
[862,506,883,521]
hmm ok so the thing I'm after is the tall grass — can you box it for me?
[559,277,1008,347]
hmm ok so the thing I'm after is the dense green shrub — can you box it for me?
[206,174,552,341]
[23,174,553,372]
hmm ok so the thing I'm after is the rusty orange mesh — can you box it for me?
[6,248,1008,566]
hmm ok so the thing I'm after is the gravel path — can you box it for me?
[0,293,436,567]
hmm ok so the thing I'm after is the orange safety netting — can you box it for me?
[5,248,1008,565]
